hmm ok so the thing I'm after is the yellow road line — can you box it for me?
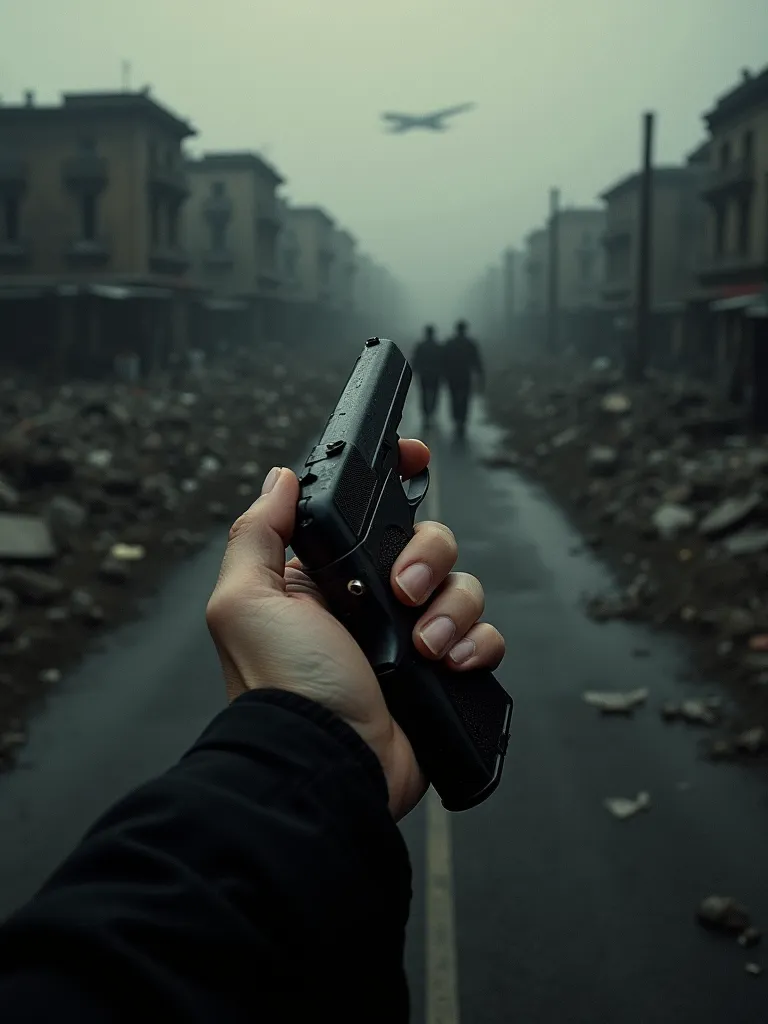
[424,453,461,1024]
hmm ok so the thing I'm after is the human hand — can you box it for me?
[206,440,505,820]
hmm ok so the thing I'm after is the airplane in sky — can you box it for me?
[380,103,476,134]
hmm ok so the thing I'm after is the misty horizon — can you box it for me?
[2,0,767,326]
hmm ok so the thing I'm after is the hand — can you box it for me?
[206,440,505,820]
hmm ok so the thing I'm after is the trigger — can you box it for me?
[405,467,430,518]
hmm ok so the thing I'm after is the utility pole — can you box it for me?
[547,188,560,354]
[630,111,655,380]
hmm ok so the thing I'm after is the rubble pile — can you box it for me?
[486,359,768,729]
[0,350,343,766]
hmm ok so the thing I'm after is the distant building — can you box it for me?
[524,228,548,315]
[185,150,284,347]
[0,89,198,377]
[696,65,768,411]
[599,165,704,364]
[330,227,357,315]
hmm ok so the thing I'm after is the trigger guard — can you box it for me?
[404,467,430,517]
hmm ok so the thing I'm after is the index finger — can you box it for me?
[399,438,430,481]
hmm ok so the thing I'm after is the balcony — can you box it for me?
[203,248,235,270]
[697,249,766,284]
[700,159,754,201]
[62,155,108,190]
[64,238,110,265]
[257,199,281,230]
[147,163,189,197]
[149,247,189,275]
[203,195,233,220]
[0,240,30,267]
[0,157,28,191]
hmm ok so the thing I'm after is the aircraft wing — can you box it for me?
[428,102,476,120]
[381,112,415,123]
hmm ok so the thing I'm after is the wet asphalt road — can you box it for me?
[1,395,768,1023]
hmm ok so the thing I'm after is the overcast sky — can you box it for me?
[2,0,767,324]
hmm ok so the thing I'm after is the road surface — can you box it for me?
[0,396,767,1023]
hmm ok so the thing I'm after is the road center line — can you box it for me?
[424,453,461,1024]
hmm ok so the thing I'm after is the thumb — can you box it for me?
[216,466,299,597]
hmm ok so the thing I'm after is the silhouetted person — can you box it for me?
[412,324,442,430]
[443,320,484,440]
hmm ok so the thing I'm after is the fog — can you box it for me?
[2,0,767,325]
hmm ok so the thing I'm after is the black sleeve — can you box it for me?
[0,689,412,1024]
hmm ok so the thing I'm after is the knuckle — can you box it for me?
[227,512,252,544]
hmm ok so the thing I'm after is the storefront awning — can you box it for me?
[710,294,762,313]
[746,299,768,320]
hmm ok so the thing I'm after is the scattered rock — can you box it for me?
[583,688,649,715]
[738,927,763,949]
[0,513,56,561]
[587,445,620,477]
[4,567,65,605]
[652,503,695,540]
[744,962,763,977]
[604,791,650,819]
[697,896,751,934]
[699,494,762,537]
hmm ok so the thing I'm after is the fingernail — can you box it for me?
[419,616,456,656]
[396,563,433,603]
[261,467,282,495]
[449,638,476,665]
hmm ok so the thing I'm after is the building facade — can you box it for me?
[696,66,768,414]
[185,151,284,348]
[0,89,197,378]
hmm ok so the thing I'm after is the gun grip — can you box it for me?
[379,656,512,811]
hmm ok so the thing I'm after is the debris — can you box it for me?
[587,445,620,477]
[583,688,649,714]
[738,927,763,949]
[652,503,695,540]
[37,668,62,686]
[722,530,768,556]
[604,791,650,819]
[744,962,763,977]
[735,726,767,755]
[697,896,751,934]
[0,588,18,638]
[4,567,65,605]
[699,494,762,537]
[0,513,56,561]
[109,543,146,562]
[601,392,632,415]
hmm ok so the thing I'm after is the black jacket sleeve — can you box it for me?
[0,689,412,1024]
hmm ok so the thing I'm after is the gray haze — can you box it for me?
[2,0,767,325]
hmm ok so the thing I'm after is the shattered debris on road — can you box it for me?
[487,358,768,745]
[0,347,342,769]
[582,687,649,715]
[603,791,651,820]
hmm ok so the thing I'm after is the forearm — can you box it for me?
[0,690,412,1023]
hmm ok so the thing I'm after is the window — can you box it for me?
[3,196,19,242]
[743,130,754,165]
[167,202,179,247]
[720,141,730,169]
[715,206,725,257]
[209,220,227,250]
[81,194,97,241]
[737,199,751,256]
[150,195,161,246]
[78,137,96,154]
[211,181,225,198]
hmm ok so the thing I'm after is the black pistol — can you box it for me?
[290,337,513,811]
